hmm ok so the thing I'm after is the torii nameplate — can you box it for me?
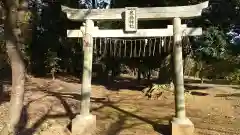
[125,7,138,32]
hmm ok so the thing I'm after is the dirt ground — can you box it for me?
[0,76,240,135]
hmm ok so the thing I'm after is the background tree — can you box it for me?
[1,0,28,134]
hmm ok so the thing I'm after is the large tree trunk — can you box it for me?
[3,0,26,134]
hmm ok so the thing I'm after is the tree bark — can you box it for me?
[3,0,26,134]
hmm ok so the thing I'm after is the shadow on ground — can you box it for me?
[47,75,148,92]
[96,78,148,91]
[215,93,240,98]
[91,97,171,135]
[18,87,171,135]
[19,88,78,135]
[184,85,211,91]
[184,78,230,85]
[232,86,240,90]
[51,74,225,92]
[190,91,209,96]
[2,74,219,135]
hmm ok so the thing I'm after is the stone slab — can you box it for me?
[71,114,96,135]
[170,117,194,135]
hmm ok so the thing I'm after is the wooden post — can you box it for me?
[173,17,186,120]
[81,19,94,116]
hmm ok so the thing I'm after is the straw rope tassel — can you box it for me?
[152,38,156,56]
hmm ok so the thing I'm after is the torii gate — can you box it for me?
[61,2,209,135]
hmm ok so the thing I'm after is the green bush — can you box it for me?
[226,69,240,84]
[44,49,61,80]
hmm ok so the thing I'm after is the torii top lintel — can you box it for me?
[61,1,209,21]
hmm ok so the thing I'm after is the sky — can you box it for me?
[78,0,111,8]
[228,28,240,45]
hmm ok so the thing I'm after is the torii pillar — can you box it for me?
[71,20,96,135]
[170,17,194,135]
